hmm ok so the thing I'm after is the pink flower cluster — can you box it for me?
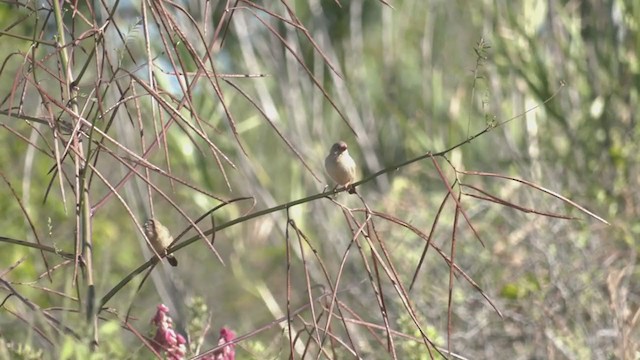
[151,304,186,360]
[150,304,235,360]
[211,327,236,360]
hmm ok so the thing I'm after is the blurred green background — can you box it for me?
[0,0,637,358]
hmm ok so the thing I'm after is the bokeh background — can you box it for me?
[0,0,637,359]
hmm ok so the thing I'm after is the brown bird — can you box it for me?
[144,218,178,266]
[325,141,357,194]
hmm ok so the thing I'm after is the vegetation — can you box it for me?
[0,0,636,359]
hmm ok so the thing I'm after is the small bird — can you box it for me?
[144,218,178,266]
[325,141,357,194]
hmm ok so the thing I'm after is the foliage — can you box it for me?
[0,0,635,359]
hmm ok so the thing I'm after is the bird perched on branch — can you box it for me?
[325,141,357,194]
[144,218,178,266]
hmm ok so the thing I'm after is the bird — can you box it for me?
[144,218,178,266]
[325,141,357,194]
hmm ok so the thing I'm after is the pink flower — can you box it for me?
[167,334,187,360]
[214,327,236,360]
[200,327,236,360]
[151,304,170,326]
[150,304,183,359]
[150,304,236,360]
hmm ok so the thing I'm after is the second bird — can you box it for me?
[144,218,178,267]
[325,141,357,194]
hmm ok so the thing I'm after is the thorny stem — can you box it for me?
[51,0,98,347]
